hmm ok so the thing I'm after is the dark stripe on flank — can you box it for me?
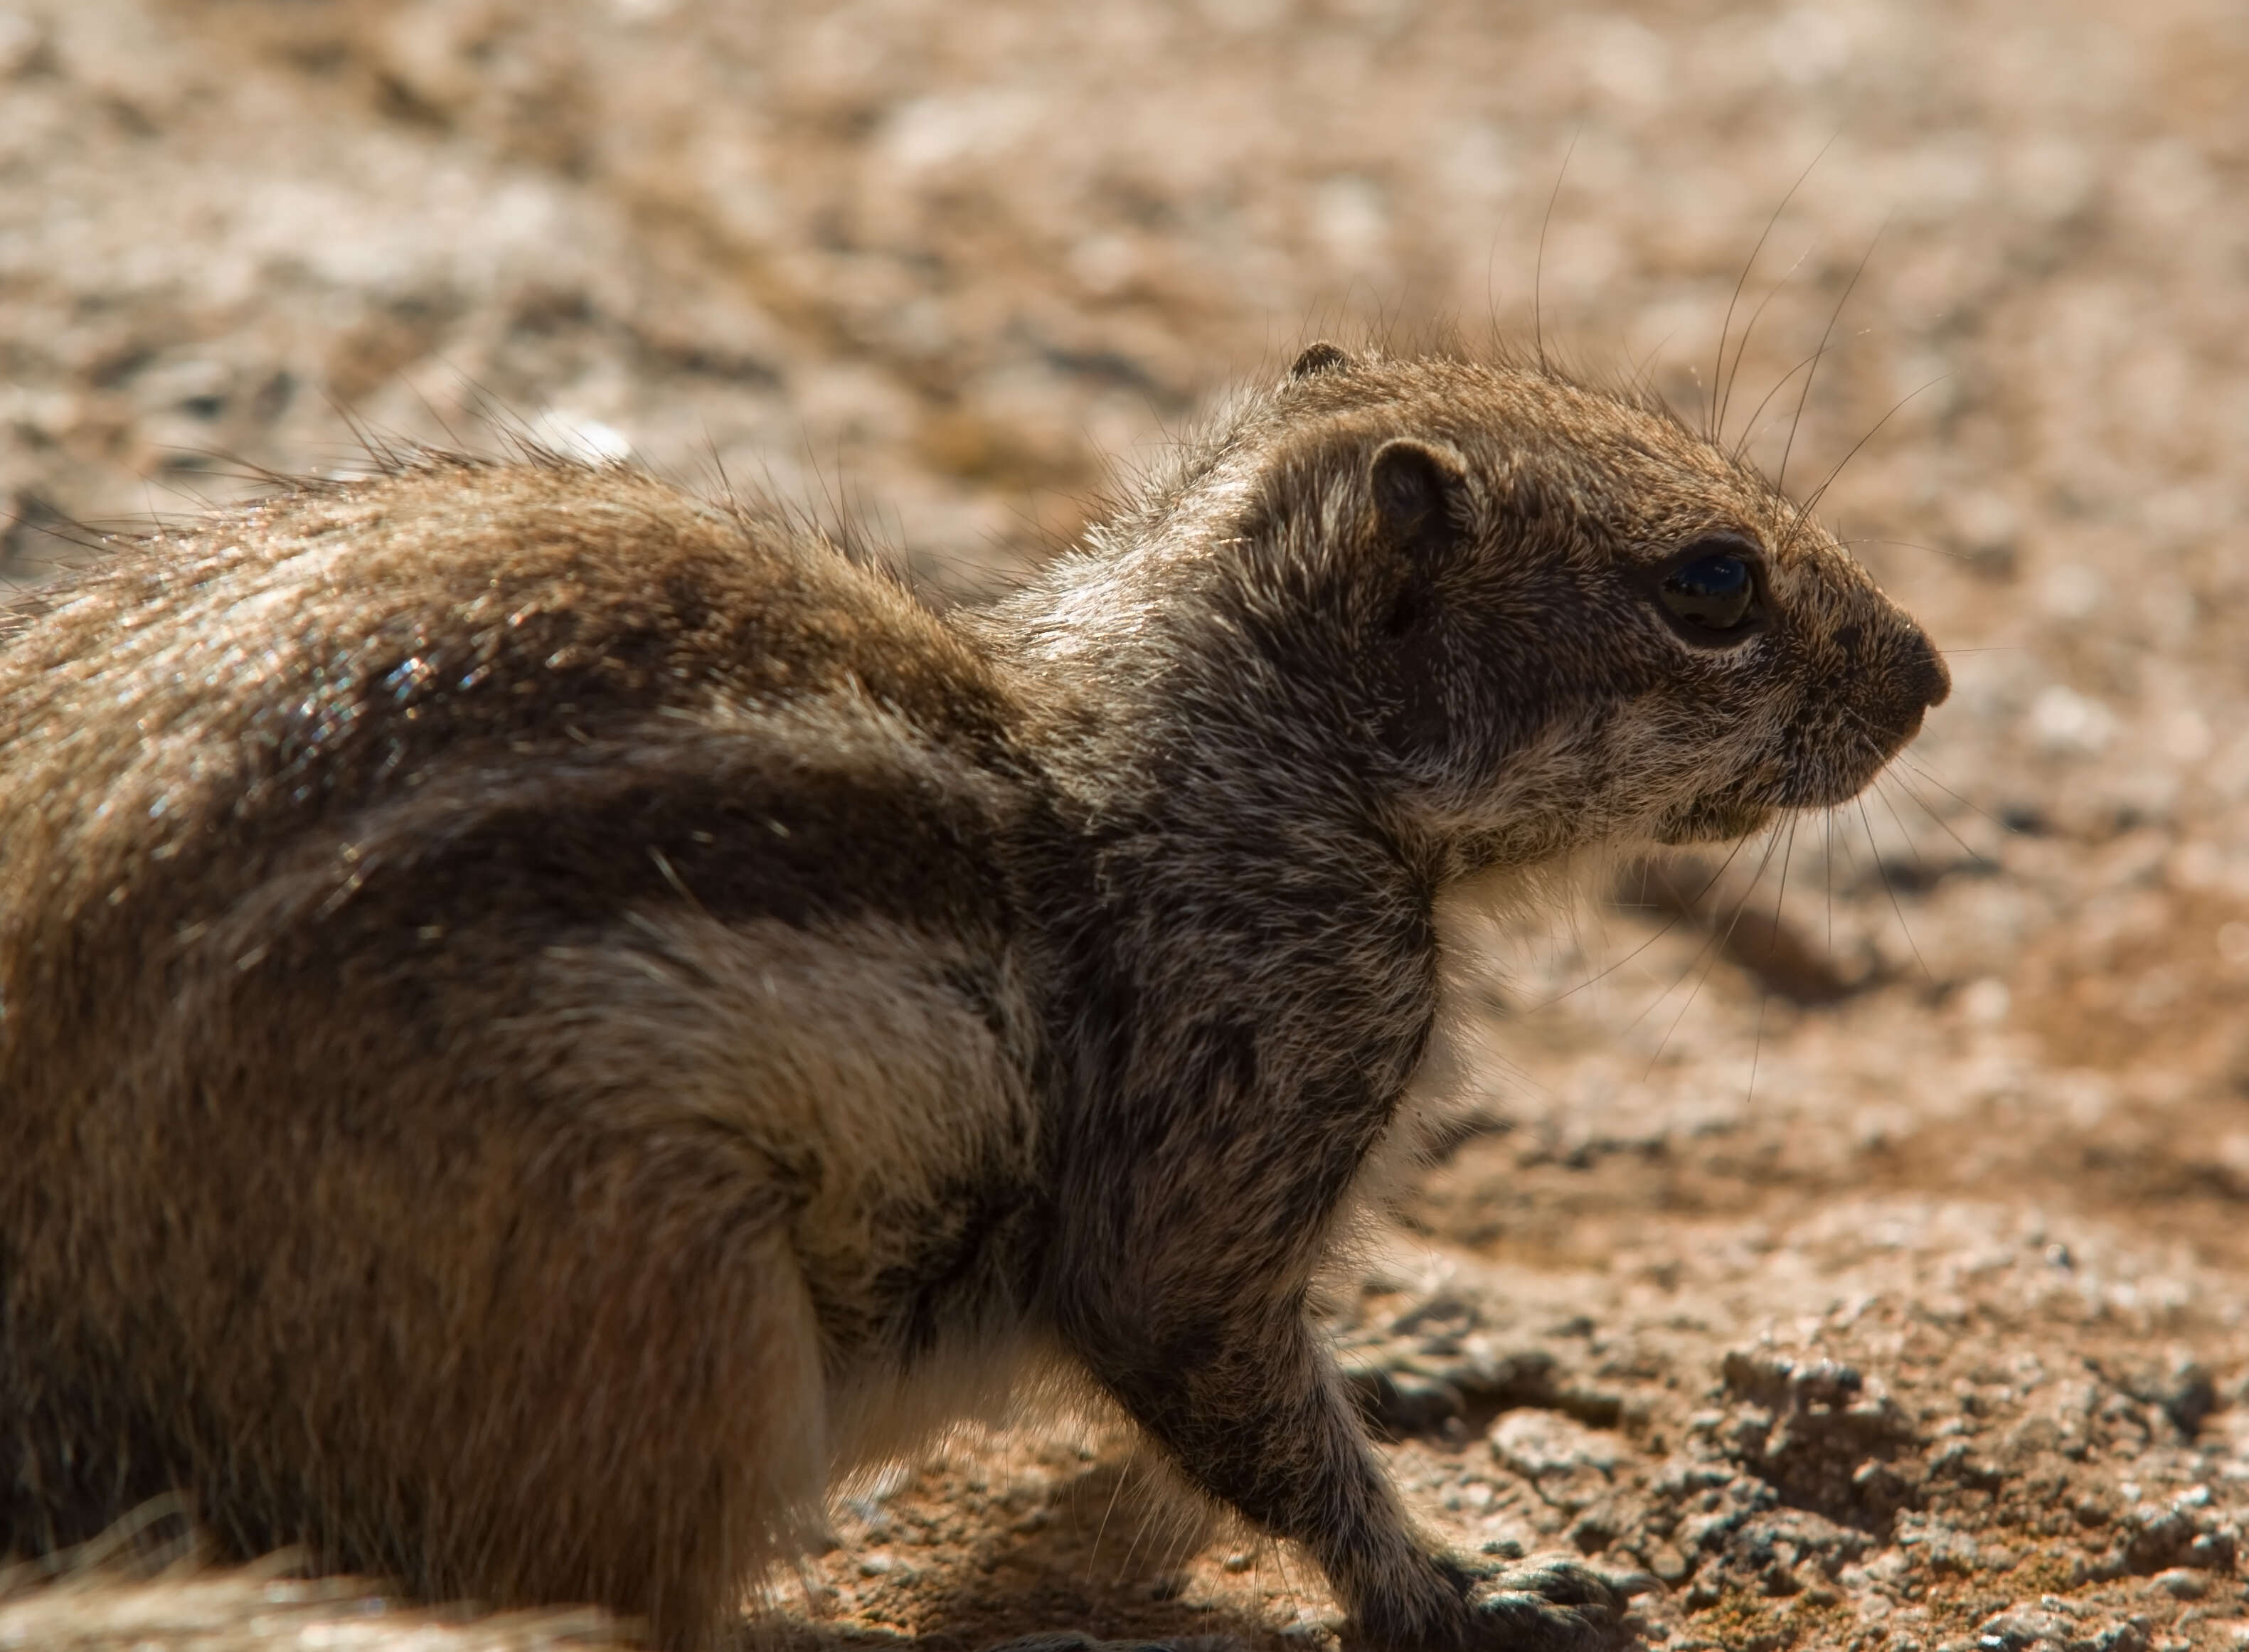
[192,714,1028,976]
[357,747,1016,942]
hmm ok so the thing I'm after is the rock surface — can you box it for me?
[2,0,2247,1648]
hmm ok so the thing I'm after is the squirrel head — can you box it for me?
[1005,343,1947,874]
[1269,344,1947,863]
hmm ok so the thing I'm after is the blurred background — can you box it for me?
[3,1,2246,1646]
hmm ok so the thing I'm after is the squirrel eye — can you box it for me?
[1659,547,1761,634]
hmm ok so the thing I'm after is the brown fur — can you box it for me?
[0,348,1945,1649]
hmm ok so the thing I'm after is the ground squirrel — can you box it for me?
[0,346,1946,1649]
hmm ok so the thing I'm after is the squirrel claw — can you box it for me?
[979,1636,1244,1652]
[1459,1555,1637,1651]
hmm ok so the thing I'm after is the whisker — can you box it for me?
[1778,218,1886,500]
[1826,709,1972,868]
[1834,535,1973,563]
[1718,246,1815,448]
[1823,804,1836,954]
[1642,917,1736,1077]
[1774,812,1801,937]
[1885,768,1988,866]
[1746,988,1769,1107]
[1857,794,1932,982]
[1533,831,1762,1013]
[1533,129,1581,375]
[1748,816,1802,1109]
[1728,341,1829,467]
[1610,859,1754,1038]
[1555,868,1610,1015]
[1643,825,1786,1071]
[1872,774,1938,885]
[1898,756,2018,836]
[1712,138,1835,444]
[1623,328,1686,410]
[1795,374,1950,526]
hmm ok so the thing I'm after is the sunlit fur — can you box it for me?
[0,348,1943,1651]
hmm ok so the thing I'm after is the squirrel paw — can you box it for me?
[978,1636,1243,1652]
[1457,1555,1644,1651]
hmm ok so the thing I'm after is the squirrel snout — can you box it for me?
[1873,629,1950,748]
[1907,633,1951,712]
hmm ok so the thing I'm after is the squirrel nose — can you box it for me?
[1875,631,1950,749]
[1908,634,1951,711]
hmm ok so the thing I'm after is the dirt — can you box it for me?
[1,0,2246,1648]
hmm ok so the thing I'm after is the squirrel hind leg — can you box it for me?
[422,1171,829,1652]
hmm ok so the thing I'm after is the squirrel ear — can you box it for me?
[1287,341,1351,380]
[1369,437,1467,552]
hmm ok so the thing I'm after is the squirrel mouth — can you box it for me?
[1662,742,1908,839]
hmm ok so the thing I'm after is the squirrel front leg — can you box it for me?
[1069,1281,1465,1637]
[1044,1025,1629,1651]
[1058,1277,1628,1650]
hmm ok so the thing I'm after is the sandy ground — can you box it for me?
[2,0,2247,1648]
